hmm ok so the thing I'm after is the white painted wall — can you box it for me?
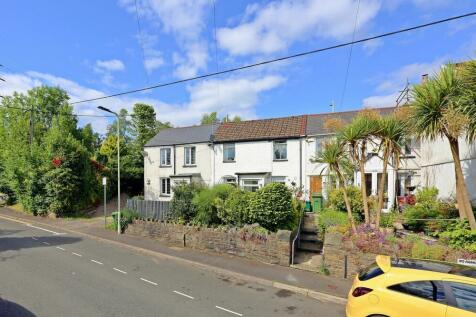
[144,142,213,201]
[213,139,302,189]
[420,137,476,203]
[304,135,332,200]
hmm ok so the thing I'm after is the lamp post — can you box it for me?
[98,106,121,234]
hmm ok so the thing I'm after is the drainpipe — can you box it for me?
[299,138,303,189]
[173,145,176,176]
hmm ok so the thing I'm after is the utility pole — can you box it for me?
[330,100,335,113]
[98,106,121,234]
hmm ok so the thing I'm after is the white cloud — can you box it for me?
[1,70,285,132]
[95,59,125,72]
[119,0,210,78]
[362,58,446,108]
[217,0,381,56]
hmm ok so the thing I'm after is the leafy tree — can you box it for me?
[314,141,357,232]
[411,63,476,229]
[131,103,157,148]
[374,116,406,229]
[200,112,219,124]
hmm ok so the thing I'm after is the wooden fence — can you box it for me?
[126,199,171,220]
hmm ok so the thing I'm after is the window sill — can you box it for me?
[159,194,171,197]
[273,159,288,162]
[159,165,172,168]
[223,160,236,163]
[183,165,197,168]
[400,155,416,159]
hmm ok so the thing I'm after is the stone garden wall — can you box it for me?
[126,219,293,266]
[322,231,376,279]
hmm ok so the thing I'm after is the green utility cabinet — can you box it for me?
[311,193,323,212]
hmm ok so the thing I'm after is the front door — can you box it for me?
[310,176,322,198]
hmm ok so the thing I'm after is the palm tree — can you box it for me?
[374,116,406,229]
[314,141,357,233]
[338,115,379,225]
[411,63,476,230]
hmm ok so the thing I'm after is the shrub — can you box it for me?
[192,184,235,226]
[380,212,398,228]
[403,187,446,232]
[439,220,476,252]
[247,183,293,232]
[327,186,363,215]
[317,209,349,232]
[411,240,447,261]
[217,188,252,226]
[170,182,203,222]
[111,209,138,233]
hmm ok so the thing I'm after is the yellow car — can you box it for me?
[346,255,476,317]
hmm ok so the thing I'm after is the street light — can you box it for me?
[98,106,121,235]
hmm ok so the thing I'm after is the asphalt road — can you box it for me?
[0,218,345,317]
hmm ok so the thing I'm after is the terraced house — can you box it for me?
[143,107,431,210]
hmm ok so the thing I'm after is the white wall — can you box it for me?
[213,139,302,189]
[420,137,476,202]
[304,135,331,199]
[144,142,213,201]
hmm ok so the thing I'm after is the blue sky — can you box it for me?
[1,0,475,133]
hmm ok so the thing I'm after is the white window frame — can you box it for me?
[160,177,171,196]
[223,143,235,162]
[184,146,196,166]
[271,176,286,185]
[273,140,287,161]
[241,178,264,192]
[160,147,171,166]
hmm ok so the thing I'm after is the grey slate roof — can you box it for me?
[144,124,217,147]
[306,107,396,135]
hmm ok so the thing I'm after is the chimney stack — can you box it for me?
[421,74,429,83]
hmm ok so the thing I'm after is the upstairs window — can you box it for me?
[160,148,171,166]
[273,140,287,161]
[223,143,235,162]
[184,146,196,166]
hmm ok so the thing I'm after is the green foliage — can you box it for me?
[439,220,476,252]
[170,182,204,222]
[317,209,349,232]
[247,183,293,232]
[403,187,449,231]
[411,240,447,261]
[111,209,138,233]
[327,186,363,214]
[192,184,235,226]
[380,212,398,228]
[217,188,252,226]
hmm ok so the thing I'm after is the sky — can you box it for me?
[1,0,476,133]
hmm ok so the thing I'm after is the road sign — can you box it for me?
[102,177,107,186]
[457,259,476,267]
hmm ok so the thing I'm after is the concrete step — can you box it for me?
[300,233,319,242]
[301,226,318,234]
[298,241,322,253]
[291,252,323,272]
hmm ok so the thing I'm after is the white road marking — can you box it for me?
[140,278,158,286]
[113,268,127,274]
[31,237,38,240]
[173,291,194,300]
[215,306,243,316]
[72,252,82,257]
[90,259,104,265]
[27,224,64,235]
[42,241,50,245]
[56,246,65,251]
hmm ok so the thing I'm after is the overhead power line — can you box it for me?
[0,104,115,118]
[64,11,476,105]
[134,0,150,84]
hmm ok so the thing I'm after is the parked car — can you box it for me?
[346,255,476,317]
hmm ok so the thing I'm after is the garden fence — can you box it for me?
[126,199,171,221]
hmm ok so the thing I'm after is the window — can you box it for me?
[160,148,171,166]
[358,263,384,281]
[184,146,196,166]
[242,179,262,192]
[223,143,235,162]
[273,140,287,160]
[448,282,476,313]
[160,178,171,196]
[388,281,445,303]
[272,176,286,184]
[315,137,329,154]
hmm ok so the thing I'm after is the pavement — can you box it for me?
[0,207,350,316]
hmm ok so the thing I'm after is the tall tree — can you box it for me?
[374,116,406,229]
[411,63,476,229]
[314,141,357,233]
[200,112,219,124]
[131,103,157,148]
[338,114,379,225]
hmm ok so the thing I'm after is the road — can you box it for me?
[0,217,345,317]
